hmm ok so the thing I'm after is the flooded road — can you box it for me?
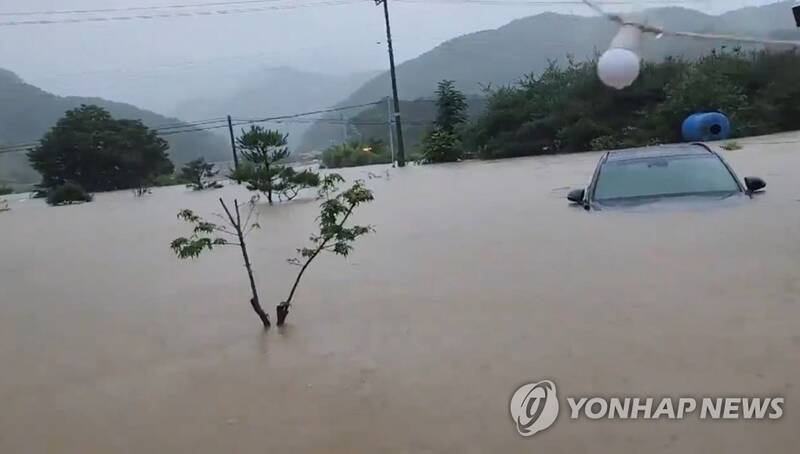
[1,136,799,453]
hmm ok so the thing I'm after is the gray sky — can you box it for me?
[0,0,781,113]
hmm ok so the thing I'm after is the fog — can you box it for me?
[0,0,781,113]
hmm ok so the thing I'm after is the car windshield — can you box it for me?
[593,154,741,201]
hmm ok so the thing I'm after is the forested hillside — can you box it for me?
[0,68,228,184]
[300,2,800,150]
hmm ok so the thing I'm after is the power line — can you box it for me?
[0,0,291,16]
[397,0,704,4]
[0,0,361,27]
[233,101,385,124]
[0,101,387,153]
[582,0,800,48]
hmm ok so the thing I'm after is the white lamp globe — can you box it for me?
[597,47,641,90]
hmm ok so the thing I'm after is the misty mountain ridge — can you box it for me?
[301,1,800,150]
[0,68,230,184]
[173,66,380,148]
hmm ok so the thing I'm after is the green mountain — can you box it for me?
[0,68,229,185]
[300,1,799,151]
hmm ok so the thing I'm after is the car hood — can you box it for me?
[592,192,748,212]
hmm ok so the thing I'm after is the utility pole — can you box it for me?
[340,113,348,143]
[227,115,239,171]
[794,5,800,27]
[375,0,406,167]
[387,96,396,167]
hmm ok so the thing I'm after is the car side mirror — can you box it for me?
[567,188,585,204]
[744,177,766,193]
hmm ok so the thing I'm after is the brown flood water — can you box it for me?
[1,136,799,453]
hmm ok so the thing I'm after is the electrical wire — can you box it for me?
[0,0,293,17]
[0,0,361,27]
[581,0,800,48]
[233,101,387,124]
[0,0,708,17]
[0,100,388,153]
[397,0,704,5]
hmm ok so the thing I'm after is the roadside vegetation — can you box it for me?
[322,139,391,168]
[420,80,469,163]
[466,49,800,159]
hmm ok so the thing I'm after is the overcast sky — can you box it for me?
[0,0,781,112]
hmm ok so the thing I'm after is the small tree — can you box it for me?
[170,176,374,329]
[171,196,272,328]
[421,80,468,163]
[434,80,468,134]
[278,175,374,325]
[180,158,223,190]
[231,126,320,204]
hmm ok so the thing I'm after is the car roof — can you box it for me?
[605,144,713,163]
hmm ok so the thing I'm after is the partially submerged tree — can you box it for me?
[278,175,374,326]
[434,80,468,134]
[171,196,272,328]
[421,80,468,163]
[46,182,93,206]
[28,105,174,192]
[230,126,320,204]
[180,158,223,191]
[170,175,375,329]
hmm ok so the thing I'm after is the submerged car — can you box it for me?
[568,143,766,210]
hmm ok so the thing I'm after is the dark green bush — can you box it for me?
[468,49,800,158]
[0,185,12,196]
[46,182,93,206]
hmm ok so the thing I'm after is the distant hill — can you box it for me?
[0,68,229,185]
[304,98,487,155]
[300,1,799,151]
[173,66,379,149]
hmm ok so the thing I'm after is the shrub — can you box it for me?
[421,129,462,163]
[469,49,800,159]
[46,182,93,206]
[180,158,223,190]
[0,185,12,196]
[322,140,391,168]
[720,141,743,151]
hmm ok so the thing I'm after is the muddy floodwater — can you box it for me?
[1,136,799,453]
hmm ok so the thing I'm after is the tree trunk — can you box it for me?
[278,206,356,326]
[276,303,290,326]
[220,198,271,329]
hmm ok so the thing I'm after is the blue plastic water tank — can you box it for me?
[681,112,731,142]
